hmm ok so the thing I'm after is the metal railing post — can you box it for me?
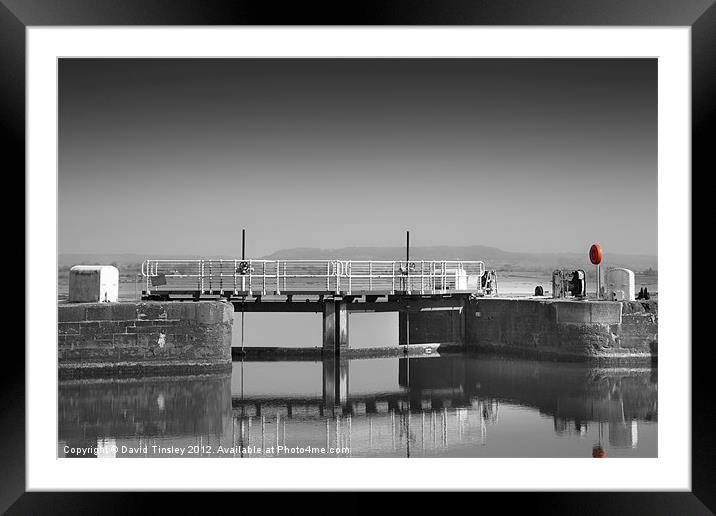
[276,260,281,295]
[421,260,424,294]
[391,262,395,294]
[234,259,238,295]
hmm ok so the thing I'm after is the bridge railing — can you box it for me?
[141,259,487,296]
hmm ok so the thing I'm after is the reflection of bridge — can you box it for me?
[58,356,657,458]
[232,356,657,423]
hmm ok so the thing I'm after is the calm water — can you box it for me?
[58,354,657,458]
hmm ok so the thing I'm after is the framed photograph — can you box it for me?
[8,0,711,512]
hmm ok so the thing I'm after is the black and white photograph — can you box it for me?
[57,57,659,459]
[8,3,709,508]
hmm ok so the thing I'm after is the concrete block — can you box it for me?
[57,334,70,349]
[196,301,232,325]
[620,301,645,314]
[117,347,147,361]
[99,321,126,333]
[181,302,197,321]
[77,338,114,350]
[78,321,102,337]
[113,333,138,348]
[86,304,114,321]
[165,303,186,321]
[137,333,159,349]
[58,322,80,335]
[589,302,622,324]
[168,333,188,345]
[61,349,83,361]
[110,303,138,321]
[220,302,234,324]
[196,302,222,325]
[58,304,87,322]
[132,324,168,334]
[554,302,591,324]
[69,265,119,303]
[137,303,168,320]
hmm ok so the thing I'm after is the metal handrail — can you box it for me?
[141,258,487,296]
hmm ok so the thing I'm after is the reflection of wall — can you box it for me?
[58,373,232,445]
[399,356,657,424]
[399,356,465,392]
[609,420,638,448]
[463,357,658,423]
[231,356,657,427]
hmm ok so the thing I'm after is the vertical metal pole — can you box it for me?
[242,229,246,260]
[406,231,410,294]
[406,230,410,263]
[596,264,601,300]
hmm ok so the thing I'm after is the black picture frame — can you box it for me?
[5,0,711,513]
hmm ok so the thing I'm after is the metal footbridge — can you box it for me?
[141,259,496,299]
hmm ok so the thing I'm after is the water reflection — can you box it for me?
[58,355,657,458]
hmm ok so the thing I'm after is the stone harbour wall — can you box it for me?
[619,300,658,354]
[58,301,234,378]
[465,298,657,361]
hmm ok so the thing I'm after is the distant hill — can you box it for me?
[261,245,657,272]
[59,245,657,273]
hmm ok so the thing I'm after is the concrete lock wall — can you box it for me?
[465,298,657,360]
[619,300,658,354]
[400,309,464,346]
[58,301,234,378]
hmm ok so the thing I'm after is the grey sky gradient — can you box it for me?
[59,58,657,257]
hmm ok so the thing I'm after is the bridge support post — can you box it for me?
[323,300,349,354]
[336,300,349,351]
[322,301,336,351]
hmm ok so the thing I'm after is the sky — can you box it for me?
[58,58,657,257]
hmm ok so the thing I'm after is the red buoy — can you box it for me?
[589,243,603,265]
[592,446,606,458]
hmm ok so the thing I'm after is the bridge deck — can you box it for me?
[142,258,491,298]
